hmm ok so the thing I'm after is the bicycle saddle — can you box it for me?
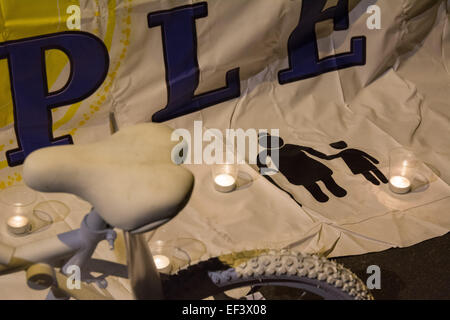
[23,123,194,233]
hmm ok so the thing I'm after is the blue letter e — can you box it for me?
[279,0,366,84]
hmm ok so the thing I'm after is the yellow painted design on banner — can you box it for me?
[52,0,117,132]
[67,0,132,136]
[0,1,73,187]
[0,172,21,189]
[0,0,80,187]
[0,0,131,189]
[0,0,79,128]
[0,139,18,186]
[104,0,116,51]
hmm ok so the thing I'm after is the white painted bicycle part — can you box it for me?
[0,210,113,277]
[61,209,111,274]
[125,232,164,299]
[26,263,56,290]
[23,123,194,232]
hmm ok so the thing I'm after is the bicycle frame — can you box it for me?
[0,208,164,299]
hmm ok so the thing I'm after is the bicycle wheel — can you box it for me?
[162,249,373,300]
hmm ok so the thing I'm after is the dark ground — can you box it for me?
[333,232,450,300]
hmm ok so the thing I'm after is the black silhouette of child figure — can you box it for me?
[328,141,388,185]
[257,134,346,203]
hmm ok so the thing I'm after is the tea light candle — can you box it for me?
[7,215,31,235]
[214,173,236,193]
[389,176,411,194]
[153,254,171,273]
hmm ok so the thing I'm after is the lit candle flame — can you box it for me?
[7,215,30,235]
[214,174,236,187]
[7,215,29,228]
[389,176,411,194]
[153,254,170,270]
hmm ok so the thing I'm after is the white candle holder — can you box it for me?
[388,148,419,194]
[212,163,237,193]
[0,185,36,207]
[149,240,173,274]
[149,238,207,273]
[172,238,207,269]
[1,185,36,236]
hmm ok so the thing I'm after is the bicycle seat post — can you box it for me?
[61,208,116,276]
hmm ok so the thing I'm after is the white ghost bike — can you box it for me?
[0,122,372,300]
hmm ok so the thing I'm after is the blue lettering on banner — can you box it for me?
[0,32,109,166]
[0,2,369,168]
[278,0,366,84]
[148,2,241,123]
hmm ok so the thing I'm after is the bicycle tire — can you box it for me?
[162,249,373,300]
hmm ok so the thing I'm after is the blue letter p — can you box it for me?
[0,31,109,166]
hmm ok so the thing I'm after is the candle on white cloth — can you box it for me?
[153,254,171,273]
[7,215,31,235]
[214,173,236,193]
[389,176,411,194]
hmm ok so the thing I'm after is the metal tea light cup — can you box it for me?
[212,163,238,193]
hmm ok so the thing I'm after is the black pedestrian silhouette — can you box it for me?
[257,134,346,203]
[328,141,388,185]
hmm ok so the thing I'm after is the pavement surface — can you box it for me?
[333,232,450,300]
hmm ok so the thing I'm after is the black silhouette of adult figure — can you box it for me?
[257,133,346,203]
[256,134,302,206]
[328,141,388,185]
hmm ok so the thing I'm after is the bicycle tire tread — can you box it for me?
[162,250,373,300]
